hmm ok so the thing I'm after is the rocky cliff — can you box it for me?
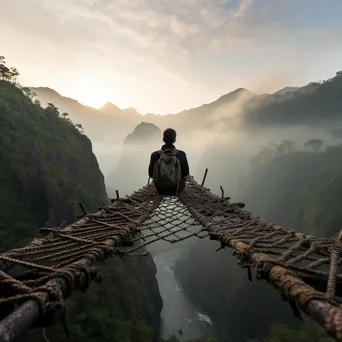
[0,79,163,342]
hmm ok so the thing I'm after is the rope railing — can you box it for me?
[0,184,162,342]
[179,177,342,341]
[0,176,342,341]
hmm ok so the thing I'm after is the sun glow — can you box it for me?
[58,71,137,111]
[56,71,118,109]
[66,83,109,109]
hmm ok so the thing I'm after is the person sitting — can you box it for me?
[148,128,189,195]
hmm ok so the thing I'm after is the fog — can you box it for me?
[32,71,342,200]
[98,77,342,199]
[103,123,336,202]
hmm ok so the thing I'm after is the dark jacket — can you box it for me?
[148,144,189,194]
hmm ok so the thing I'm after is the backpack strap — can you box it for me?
[159,148,178,155]
[157,148,179,156]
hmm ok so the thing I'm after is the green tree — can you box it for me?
[9,67,19,83]
[281,139,296,153]
[303,139,324,153]
[250,147,274,170]
[21,86,36,99]
[0,56,20,83]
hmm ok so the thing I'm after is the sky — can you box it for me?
[1,0,342,114]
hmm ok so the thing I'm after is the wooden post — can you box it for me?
[201,168,208,187]
[220,185,224,199]
[78,202,87,215]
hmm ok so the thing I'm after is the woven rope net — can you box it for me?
[1,177,342,341]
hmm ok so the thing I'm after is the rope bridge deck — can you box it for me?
[0,178,342,341]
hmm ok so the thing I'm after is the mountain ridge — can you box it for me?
[31,86,256,117]
[30,75,337,127]
[30,69,342,177]
[99,101,123,114]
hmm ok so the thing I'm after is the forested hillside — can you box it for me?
[238,141,342,238]
[0,75,106,250]
[175,140,342,342]
[0,57,163,342]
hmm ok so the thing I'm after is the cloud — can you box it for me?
[1,0,258,67]
[1,0,342,113]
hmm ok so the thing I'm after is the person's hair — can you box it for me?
[163,128,177,145]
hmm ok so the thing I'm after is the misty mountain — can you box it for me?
[243,73,342,128]
[106,122,162,196]
[30,86,258,175]
[31,87,140,145]
[124,121,162,145]
[99,101,124,115]
[123,107,139,116]
[31,87,146,176]
[31,86,256,136]
[32,71,342,136]
[32,71,342,181]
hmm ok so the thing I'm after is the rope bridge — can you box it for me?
[1,178,342,341]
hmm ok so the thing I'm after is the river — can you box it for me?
[143,198,224,341]
[150,243,220,341]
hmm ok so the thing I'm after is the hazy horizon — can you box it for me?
[27,81,296,115]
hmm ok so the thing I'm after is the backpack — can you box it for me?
[152,149,182,190]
